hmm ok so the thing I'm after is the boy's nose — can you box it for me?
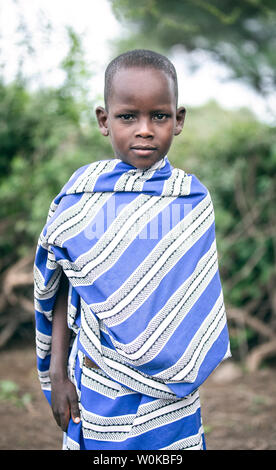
[135,118,154,138]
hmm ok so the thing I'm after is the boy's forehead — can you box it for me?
[109,67,176,107]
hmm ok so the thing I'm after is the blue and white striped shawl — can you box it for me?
[34,156,230,403]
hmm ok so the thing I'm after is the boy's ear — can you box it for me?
[174,107,186,136]
[95,106,109,136]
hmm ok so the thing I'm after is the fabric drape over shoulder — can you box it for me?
[34,156,230,407]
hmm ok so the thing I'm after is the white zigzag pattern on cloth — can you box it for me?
[160,425,204,450]
[81,365,136,400]
[79,325,176,399]
[60,195,175,283]
[48,192,111,246]
[109,245,220,368]
[109,240,217,351]
[63,435,80,450]
[36,330,51,360]
[157,292,226,381]
[90,193,214,323]
[34,261,61,302]
[114,157,166,192]
[68,159,118,194]
[162,168,190,196]
[80,389,200,442]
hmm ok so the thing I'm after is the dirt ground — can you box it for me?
[0,340,275,451]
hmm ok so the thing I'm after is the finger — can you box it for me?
[70,396,81,424]
[60,409,70,432]
[52,409,61,428]
[52,402,62,428]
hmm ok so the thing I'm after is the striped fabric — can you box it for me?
[34,156,230,450]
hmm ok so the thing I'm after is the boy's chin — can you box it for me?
[118,154,164,171]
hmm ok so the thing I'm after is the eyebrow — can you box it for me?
[113,106,173,113]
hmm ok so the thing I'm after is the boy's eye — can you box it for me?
[153,113,169,121]
[118,114,135,121]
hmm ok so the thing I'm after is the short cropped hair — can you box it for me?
[104,49,178,109]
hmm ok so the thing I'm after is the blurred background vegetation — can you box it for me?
[0,0,276,372]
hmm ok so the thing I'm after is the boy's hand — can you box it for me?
[50,376,80,432]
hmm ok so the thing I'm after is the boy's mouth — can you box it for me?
[130,145,157,157]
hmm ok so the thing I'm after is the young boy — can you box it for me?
[34,49,231,450]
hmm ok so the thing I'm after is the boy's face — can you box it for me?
[96,67,186,170]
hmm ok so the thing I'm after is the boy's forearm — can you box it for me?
[48,272,81,429]
[49,272,71,381]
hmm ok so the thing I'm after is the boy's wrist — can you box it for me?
[49,363,68,382]
[49,370,68,384]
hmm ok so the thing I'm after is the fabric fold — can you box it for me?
[34,156,231,405]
